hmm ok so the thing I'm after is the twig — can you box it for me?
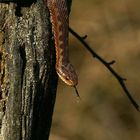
[69,27,140,112]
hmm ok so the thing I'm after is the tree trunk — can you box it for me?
[0,0,59,139]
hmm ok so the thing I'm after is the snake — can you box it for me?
[46,0,78,89]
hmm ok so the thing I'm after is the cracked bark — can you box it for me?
[0,0,58,140]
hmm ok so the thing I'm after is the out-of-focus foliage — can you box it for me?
[50,0,140,140]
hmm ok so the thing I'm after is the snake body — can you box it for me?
[46,0,78,86]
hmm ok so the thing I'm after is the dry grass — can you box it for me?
[50,0,140,140]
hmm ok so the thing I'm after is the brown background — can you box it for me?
[50,0,140,139]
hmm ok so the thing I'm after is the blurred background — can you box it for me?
[50,0,140,140]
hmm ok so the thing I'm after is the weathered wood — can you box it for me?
[0,0,58,139]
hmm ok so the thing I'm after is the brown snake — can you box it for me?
[45,0,79,96]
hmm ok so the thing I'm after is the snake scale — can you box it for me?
[45,0,78,88]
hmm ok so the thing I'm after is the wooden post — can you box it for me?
[0,0,60,139]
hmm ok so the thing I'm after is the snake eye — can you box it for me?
[65,76,70,81]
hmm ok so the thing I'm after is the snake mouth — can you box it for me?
[56,70,78,86]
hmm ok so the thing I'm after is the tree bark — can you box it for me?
[0,0,58,139]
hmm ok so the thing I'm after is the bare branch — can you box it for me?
[69,27,140,112]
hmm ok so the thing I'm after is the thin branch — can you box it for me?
[69,27,140,112]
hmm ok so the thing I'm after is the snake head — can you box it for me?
[56,63,78,86]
